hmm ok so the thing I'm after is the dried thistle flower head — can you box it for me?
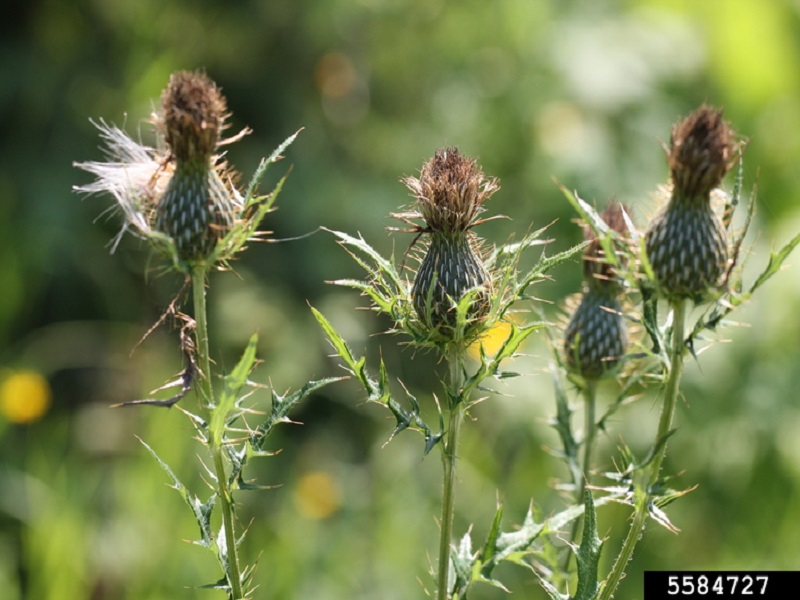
[402,147,499,234]
[564,202,630,379]
[74,70,285,271]
[400,148,497,336]
[160,70,228,162]
[645,105,741,300]
[668,105,739,201]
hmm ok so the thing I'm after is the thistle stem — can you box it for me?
[598,300,686,600]
[581,379,598,498]
[563,379,598,575]
[437,349,466,600]
[192,266,244,600]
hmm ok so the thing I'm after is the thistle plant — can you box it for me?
[597,107,742,600]
[530,105,800,600]
[314,147,588,599]
[560,202,631,573]
[563,202,631,478]
[75,70,337,598]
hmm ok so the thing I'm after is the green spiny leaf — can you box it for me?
[250,377,344,451]
[559,185,611,239]
[312,305,438,451]
[550,361,583,488]
[462,322,543,399]
[572,491,602,600]
[139,437,216,548]
[324,228,405,291]
[479,503,504,580]
[242,129,301,205]
[749,231,800,294]
[210,334,258,444]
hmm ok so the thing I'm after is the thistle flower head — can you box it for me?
[645,105,741,300]
[160,70,229,163]
[564,202,630,379]
[402,147,498,235]
[668,105,739,201]
[399,148,497,338]
[76,70,296,272]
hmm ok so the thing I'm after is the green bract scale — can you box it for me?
[155,71,236,264]
[564,203,629,379]
[400,148,497,334]
[645,106,740,301]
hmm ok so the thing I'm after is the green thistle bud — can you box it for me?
[155,71,236,264]
[645,106,740,300]
[564,203,629,379]
[564,290,627,379]
[401,148,498,333]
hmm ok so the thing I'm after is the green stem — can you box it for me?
[598,300,686,600]
[437,350,466,600]
[580,379,598,499]
[563,379,598,575]
[192,266,244,600]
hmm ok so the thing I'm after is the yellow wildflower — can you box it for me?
[1,370,52,424]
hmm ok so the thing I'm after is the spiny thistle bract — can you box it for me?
[564,202,629,379]
[645,106,741,301]
[399,148,498,336]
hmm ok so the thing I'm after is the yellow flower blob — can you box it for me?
[1,370,51,424]
[293,471,341,520]
[468,320,513,360]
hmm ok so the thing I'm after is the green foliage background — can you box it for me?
[2,0,800,598]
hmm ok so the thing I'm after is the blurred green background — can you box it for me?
[2,0,800,598]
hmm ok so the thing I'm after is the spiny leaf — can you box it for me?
[210,334,259,444]
[250,377,344,450]
[480,503,504,575]
[538,575,570,600]
[453,530,476,593]
[312,305,439,451]
[515,242,589,299]
[549,361,583,488]
[559,185,612,239]
[324,228,405,291]
[462,321,543,399]
[572,491,602,600]
[242,129,301,205]
[138,437,216,548]
[748,231,800,294]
